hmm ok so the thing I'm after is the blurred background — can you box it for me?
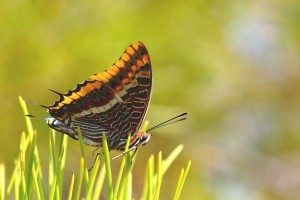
[1,0,300,199]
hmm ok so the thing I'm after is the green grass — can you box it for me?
[0,96,191,200]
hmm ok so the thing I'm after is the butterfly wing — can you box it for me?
[47,42,152,149]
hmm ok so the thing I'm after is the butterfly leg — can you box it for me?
[92,146,102,156]
[131,148,138,159]
[89,152,103,171]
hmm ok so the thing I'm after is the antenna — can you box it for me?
[25,114,48,121]
[146,112,187,132]
[111,146,137,160]
[111,112,188,161]
[25,99,48,108]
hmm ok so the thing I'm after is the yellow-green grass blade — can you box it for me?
[49,130,56,188]
[86,153,101,200]
[19,96,34,139]
[92,164,106,200]
[67,174,75,200]
[162,145,183,176]
[102,134,113,200]
[19,132,27,199]
[14,166,19,200]
[32,165,41,200]
[154,151,162,200]
[6,159,19,198]
[0,164,4,200]
[25,129,37,199]
[113,133,131,200]
[152,144,184,188]
[74,157,84,200]
[57,134,68,199]
[77,127,89,188]
[146,155,154,200]
[122,151,132,200]
[173,160,191,200]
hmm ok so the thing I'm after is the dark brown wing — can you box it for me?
[47,42,152,148]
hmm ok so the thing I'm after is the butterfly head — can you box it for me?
[135,130,152,146]
[129,112,188,149]
[46,117,76,139]
[112,113,187,160]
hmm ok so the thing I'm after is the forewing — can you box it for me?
[47,42,152,147]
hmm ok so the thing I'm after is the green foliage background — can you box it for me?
[1,0,300,199]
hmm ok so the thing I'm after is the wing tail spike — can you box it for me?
[49,89,63,96]
[25,114,49,121]
[26,114,36,118]
[40,105,49,109]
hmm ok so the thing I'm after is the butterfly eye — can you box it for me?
[140,133,151,145]
[142,133,148,141]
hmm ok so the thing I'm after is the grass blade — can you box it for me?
[19,96,34,138]
[74,157,84,200]
[173,160,191,200]
[58,134,68,199]
[32,166,41,200]
[19,132,28,199]
[146,155,154,200]
[102,134,113,200]
[6,160,19,198]
[49,130,56,188]
[68,174,75,200]
[77,127,89,189]
[25,130,37,199]
[161,145,184,176]
[86,154,101,199]
[154,151,162,200]
[0,164,4,200]
[36,167,46,200]
[123,152,132,200]
[14,167,19,200]
[113,134,131,200]
[92,165,106,200]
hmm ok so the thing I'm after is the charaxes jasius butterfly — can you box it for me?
[28,42,187,157]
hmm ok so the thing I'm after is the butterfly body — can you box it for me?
[46,42,152,151]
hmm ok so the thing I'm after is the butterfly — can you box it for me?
[28,42,187,156]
